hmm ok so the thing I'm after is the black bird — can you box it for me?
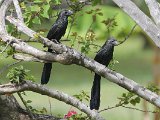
[90,38,119,110]
[41,10,73,84]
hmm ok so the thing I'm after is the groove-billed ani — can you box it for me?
[90,38,119,110]
[41,10,73,84]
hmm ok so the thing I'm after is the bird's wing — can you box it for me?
[94,51,104,63]
[46,22,62,39]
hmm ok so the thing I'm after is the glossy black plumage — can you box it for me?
[41,10,73,84]
[90,38,118,110]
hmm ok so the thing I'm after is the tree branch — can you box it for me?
[0,0,12,34]
[112,0,160,48]
[0,80,103,120]
[0,60,21,75]
[13,54,47,63]
[0,39,12,53]
[144,0,160,27]
[13,0,24,22]
[118,24,137,45]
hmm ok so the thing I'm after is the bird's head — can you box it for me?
[107,38,119,46]
[59,10,73,18]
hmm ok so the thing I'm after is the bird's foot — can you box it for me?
[52,39,60,44]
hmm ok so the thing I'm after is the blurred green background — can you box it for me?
[0,5,156,120]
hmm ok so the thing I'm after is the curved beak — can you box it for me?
[113,40,119,46]
[68,10,73,16]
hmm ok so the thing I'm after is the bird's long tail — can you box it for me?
[90,73,101,110]
[41,49,52,84]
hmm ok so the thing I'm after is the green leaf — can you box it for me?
[32,16,41,24]
[6,65,30,82]
[34,0,43,3]
[130,99,136,106]
[6,47,15,56]
[122,93,126,97]
[46,0,51,3]
[135,97,141,103]
[6,25,14,33]
[40,107,47,113]
[26,75,35,82]
[55,0,61,5]
[41,4,50,18]
[92,0,101,5]
[20,2,26,9]
[97,12,103,16]
[30,5,40,12]
[27,100,32,103]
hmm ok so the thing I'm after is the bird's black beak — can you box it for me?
[67,10,73,16]
[113,40,119,46]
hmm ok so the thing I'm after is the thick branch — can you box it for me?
[0,81,103,120]
[1,33,71,64]
[13,54,47,63]
[112,0,160,47]
[0,0,12,34]
[144,0,160,26]
[13,0,24,22]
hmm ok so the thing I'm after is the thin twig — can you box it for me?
[17,92,29,111]
[121,105,158,113]
[85,21,94,40]
[0,40,12,54]
[61,39,71,42]
[0,60,22,75]
[48,97,52,116]
[118,24,137,45]
[78,41,101,48]
[17,92,35,119]
[99,102,159,114]
[98,103,123,113]
[89,43,101,48]
[67,14,76,39]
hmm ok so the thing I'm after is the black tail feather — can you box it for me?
[90,73,101,110]
[41,49,52,84]
[41,63,52,84]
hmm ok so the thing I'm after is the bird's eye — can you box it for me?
[65,11,68,14]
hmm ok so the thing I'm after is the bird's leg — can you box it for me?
[52,39,60,44]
